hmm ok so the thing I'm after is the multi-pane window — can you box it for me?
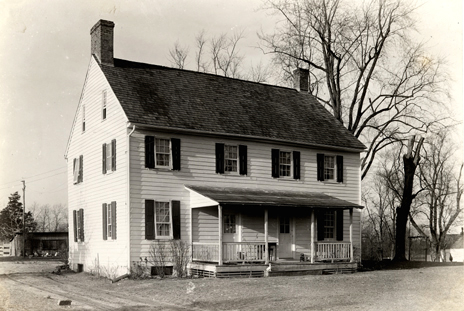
[279,151,292,177]
[106,143,112,172]
[223,215,236,233]
[324,156,335,180]
[73,209,84,242]
[103,202,117,240]
[102,140,116,174]
[280,217,290,233]
[107,204,112,238]
[102,90,107,120]
[73,155,83,184]
[224,145,238,172]
[324,211,335,239]
[155,202,171,237]
[155,138,170,167]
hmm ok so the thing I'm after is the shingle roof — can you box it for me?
[186,185,364,209]
[100,58,366,150]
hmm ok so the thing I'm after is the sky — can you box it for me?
[0,0,462,210]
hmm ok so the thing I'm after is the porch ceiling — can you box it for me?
[185,185,363,209]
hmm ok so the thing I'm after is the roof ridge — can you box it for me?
[108,58,297,92]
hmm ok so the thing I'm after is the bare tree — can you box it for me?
[168,41,189,69]
[409,131,463,261]
[260,0,448,179]
[51,203,68,232]
[29,203,68,232]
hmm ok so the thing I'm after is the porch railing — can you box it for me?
[223,242,266,263]
[192,242,219,262]
[192,242,267,263]
[316,242,351,261]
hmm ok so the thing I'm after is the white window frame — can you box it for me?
[106,203,113,240]
[324,155,336,181]
[73,156,83,184]
[76,210,84,242]
[155,138,172,169]
[106,143,113,173]
[102,90,107,120]
[224,144,238,174]
[324,210,336,240]
[279,150,293,178]
[154,201,172,239]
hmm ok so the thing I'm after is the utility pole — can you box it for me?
[21,180,26,258]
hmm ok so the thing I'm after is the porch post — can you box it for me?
[310,209,315,263]
[264,208,269,264]
[218,204,223,265]
[349,208,354,262]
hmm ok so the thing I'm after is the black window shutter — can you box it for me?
[239,145,247,175]
[112,139,117,171]
[271,149,280,178]
[293,151,300,180]
[102,144,107,174]
[79,209,84,241]
[317,210,325,241]
[79,155,83,183]
[145,136,155,169]
[336,155,343,183]
[215,143,225,174]
[172,200,181,240]
[73,210,77,242]
[145,200,155,240]
[102,203,107,240]
[171,138,181,171]
[336,209,344,241]
[317,153,324,181]
[111,201,117,240]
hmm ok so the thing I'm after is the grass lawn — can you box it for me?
[1,259,463,310]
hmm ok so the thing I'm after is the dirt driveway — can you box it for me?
[0,259,463,311]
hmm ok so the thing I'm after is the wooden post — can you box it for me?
[264,208,269,264]
[310,209,315,263]
[218,205,223,265]
[349,208,354,262]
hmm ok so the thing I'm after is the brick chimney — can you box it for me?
[90,20,115,66]
[293,68,309,92]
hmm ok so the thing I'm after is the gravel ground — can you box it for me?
[0,259,463,311]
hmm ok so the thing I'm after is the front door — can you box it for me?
[279,217,292,258]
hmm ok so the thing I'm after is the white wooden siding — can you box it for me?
[129,130,362,262]
[67,57,130,277]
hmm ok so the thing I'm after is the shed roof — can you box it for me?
[100,58,366,151]
[186,185,363,209]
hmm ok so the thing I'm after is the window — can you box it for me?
[102,140,116,174]
[224,145,238,172]
[155,202,171,237]
[317,209,344,241]
[156,138,170,168]
[145,200,181,240]
[324,210,335,239]
[223,215,236,233]
[280,217,290,234]
[73,209,84,242]
[145,136,181,170]
[324,155,335,180]
[271,149,300,179]
[317,154,343,182]
[279,151,292,177]
[102,202,117,240]
[82,105,86,132]
[73,155,83,184]
[102,90,107,120]
[216,143,247,175]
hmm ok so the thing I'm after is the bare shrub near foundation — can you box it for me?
[170,240,190,277]
[149,241,169,278]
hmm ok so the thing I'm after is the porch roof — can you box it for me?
[186,186,363,209]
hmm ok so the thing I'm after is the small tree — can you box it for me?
[0,192,37,241]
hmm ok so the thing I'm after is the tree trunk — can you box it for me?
[394,137,424,261]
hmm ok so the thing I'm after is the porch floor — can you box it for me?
[189,260,357,278]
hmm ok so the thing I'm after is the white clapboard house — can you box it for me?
[65,20,365,278]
